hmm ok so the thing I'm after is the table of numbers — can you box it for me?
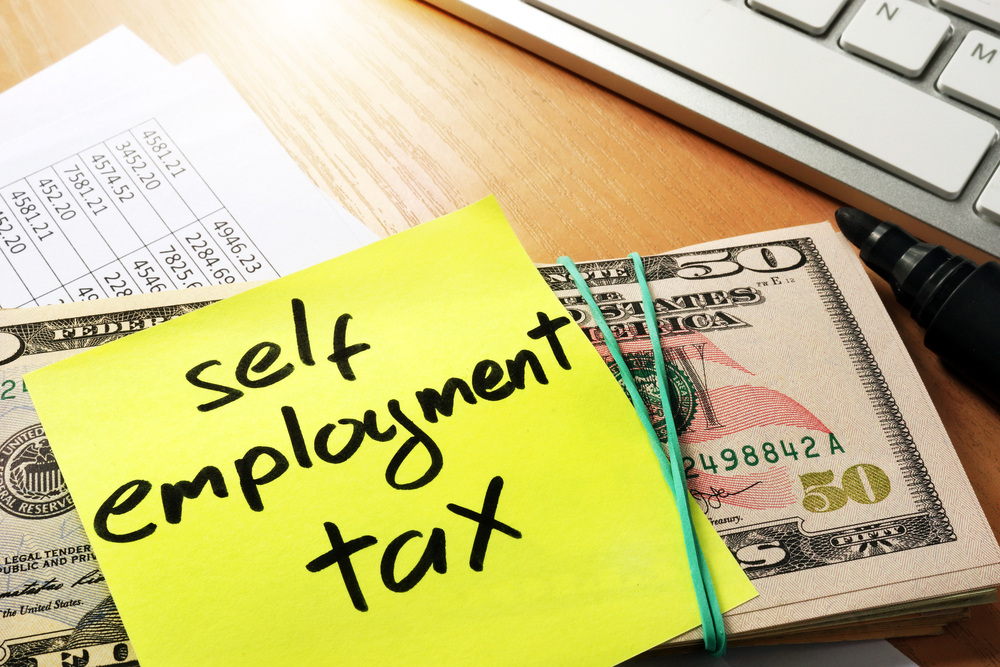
[0,119,279,307]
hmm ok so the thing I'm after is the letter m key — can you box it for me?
[972,43,997,64]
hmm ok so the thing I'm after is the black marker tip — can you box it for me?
[835,207,882,249]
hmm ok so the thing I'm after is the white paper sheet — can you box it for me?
[0,27,172,147]
[0,55,372,307]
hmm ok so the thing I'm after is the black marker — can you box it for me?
[835,207,1000,404]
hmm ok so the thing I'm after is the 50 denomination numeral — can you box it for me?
[674,244,807,280]
[799,464,891,513]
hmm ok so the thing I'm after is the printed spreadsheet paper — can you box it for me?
[0,54,368,308]
[0,26,377,251]
[26,197,755,667]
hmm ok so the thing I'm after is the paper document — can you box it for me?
[0,55,368,307]
[0,26,378,253]
[0,27,172,147]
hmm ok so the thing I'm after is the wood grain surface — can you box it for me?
[2,0,999,665]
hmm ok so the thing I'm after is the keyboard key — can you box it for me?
[529,0,996,199]
[840,0,952,77]
[747,0,850,35]
[934,0,1000,32]
[938,31,1000,117]
[975,164,1000,221]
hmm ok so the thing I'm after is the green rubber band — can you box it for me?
[629,252,726,656]
[557,255,726,656]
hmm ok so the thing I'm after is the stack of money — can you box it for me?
[537,223,1000,649]
[0,285,258,664]
[0,222,996,663]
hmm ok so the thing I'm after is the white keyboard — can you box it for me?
[425,0,1000,260]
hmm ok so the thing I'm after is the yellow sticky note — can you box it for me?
[27,197,755,667]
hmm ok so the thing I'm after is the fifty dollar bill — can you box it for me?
[0,283,254,667]
[0,222,996,660]
[537,223,1000,643]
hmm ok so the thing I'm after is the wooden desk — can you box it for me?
[2,0,999,664]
